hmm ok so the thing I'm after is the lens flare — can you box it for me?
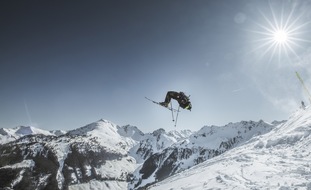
[248,1,311,64]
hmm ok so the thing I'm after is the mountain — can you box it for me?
[148,107,311,190]
[0,120,138,190]
[129,120,275,189]
[0,119,188,190]
[129,128,192,164]
[2,109,308,190]
[0,126,55,144]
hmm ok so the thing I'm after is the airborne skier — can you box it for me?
[160,91,192,111]
[145,91,191,127]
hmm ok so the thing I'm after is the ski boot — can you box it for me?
[159,102,169,107]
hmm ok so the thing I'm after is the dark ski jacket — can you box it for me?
[165,91,192,110]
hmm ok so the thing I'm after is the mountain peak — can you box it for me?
[67,119,118,136]
[98,118,111,123]
[15,126,34,135]
[13,126,54,136]
[152,128,166,136]
[0,128,8,136]
[117,125,144,141]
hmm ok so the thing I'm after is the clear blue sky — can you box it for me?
[1,0,311,132]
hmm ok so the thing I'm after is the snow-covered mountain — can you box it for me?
[129,120,275,189]
[1,108,309,190]
[0,120,135,189]
[129,128,192,164]
[148,107,311,190]
[0,125,55,144]
[0,119,185,190]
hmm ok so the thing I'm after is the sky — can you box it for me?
[1,0,311,133]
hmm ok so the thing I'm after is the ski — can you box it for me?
[145,97,180,112]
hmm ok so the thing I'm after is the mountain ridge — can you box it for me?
[0,115,298,190]
[129,120,276,189]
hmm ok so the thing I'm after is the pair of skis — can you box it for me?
[145,97,180,127]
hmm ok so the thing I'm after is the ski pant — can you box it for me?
[164,91,180,104]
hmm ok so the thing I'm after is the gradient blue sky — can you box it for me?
[1,0,311,132]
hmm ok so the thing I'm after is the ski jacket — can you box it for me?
[177,92,191,110]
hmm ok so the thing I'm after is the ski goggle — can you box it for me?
[185,103,192,110]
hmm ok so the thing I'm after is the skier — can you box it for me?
[160,91,192,111]
[301,101,306,110]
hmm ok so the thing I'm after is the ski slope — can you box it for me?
[149,107,311,189]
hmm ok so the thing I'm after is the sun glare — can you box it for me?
[273,30,288,44]
[249,1,311,63]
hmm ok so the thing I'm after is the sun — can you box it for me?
[249,1,311,63]
[273,29,288,44]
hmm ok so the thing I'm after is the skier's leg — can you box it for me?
[160,91,178,107]
[165,91,179,103]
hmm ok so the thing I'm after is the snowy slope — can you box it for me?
[149,107,311,190]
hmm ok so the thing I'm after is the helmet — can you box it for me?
[185,102,192,111]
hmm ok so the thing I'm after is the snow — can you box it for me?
[4,105,311,190]
[0,159,35,169]
[50,130,67,136]
[84,165,92,177]
[52,141,70,190]
[185,120,274,149]
[38,174,51,187]
[95,157,136,179]
[149,107,311,190]
[71,172,78,183]
[117,125,144,141]
[45,120,137,189]
[68,180,128,190]
[0,125,54,144]
[11,170,25,188]
[129,128,183,164]
[67,119,135,154]
[167,130,192,140]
